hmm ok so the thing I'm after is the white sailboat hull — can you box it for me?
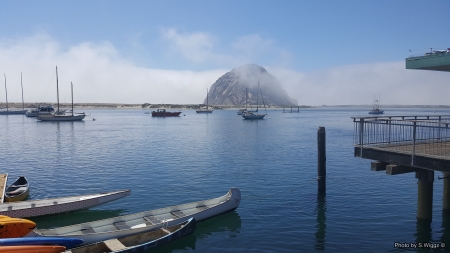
[37,114,86,121]
[27,188,241,245]
[0,190,130,218]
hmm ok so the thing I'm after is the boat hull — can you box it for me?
[151,112,181,117]
[0,190,130,218]
[0,245,66,253]
[65,218,196,253]
[368,110,384,114]
[36,115,86,121]
[0,110,27,115]
[5,176,29,202]
[196,110,213,113]
[242,114,265,120]
[29,188,241,245]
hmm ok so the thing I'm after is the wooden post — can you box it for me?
[318,127,326,194]
[443,172,450,211]
[416,169,434,220]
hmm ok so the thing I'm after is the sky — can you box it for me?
[0,0,449,106]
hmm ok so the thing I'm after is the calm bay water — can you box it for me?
[1,106,450,252]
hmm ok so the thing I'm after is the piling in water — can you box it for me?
[318,127,326,194]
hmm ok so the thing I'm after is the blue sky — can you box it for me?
[0,1,449,105]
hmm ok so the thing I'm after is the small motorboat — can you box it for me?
[5,176,29,202]
[63,218,196,252]
[151,109,182,117]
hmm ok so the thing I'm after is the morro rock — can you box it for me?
[205,64,297,106]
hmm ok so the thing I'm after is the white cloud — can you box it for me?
[1,34,448,106]
[0,34,226,104]
[160,28,231,64]
[269,62,450,106]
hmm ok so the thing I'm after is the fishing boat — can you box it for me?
[196,89,213,113]
[0,237,83,248]
[63,218,196,253]
[26,105,55,117]
[0,189,130,218]
[37,67,86,121]
[0,245,66,253]
[368,94,384,114]
[151,108,182,117]
[4,176,29,202]
[0,73,27,115]
[26,188,241,245]
[242,82,267,120]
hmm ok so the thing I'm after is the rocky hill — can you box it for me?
[205,64,297,106]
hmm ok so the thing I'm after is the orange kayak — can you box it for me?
[0,245,66,252]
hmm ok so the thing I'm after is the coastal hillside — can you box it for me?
[205,64,297,106]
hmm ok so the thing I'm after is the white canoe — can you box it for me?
[27,188,241,245]
[0,190,130,218]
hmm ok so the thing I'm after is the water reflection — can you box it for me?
[440,210,450,245]
[415,218,432,244]
[150,211,242,253]
[315,192,326,251]
[31,208,127,229]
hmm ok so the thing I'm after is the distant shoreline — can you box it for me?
[1,102,450,110]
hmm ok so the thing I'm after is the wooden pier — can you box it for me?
[353,115,450,220]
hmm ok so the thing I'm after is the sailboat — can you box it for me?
[196,88,213,113]
[0,73,27,115]
[368,94,384,114]
[36,67,86,121]
[242,82,267,120]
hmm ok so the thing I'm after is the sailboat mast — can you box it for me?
[4,74,8,112]
[256,81,259,113]
[206,88,208,110]
[71,82,74,116]
[21,73,24,110]
[56,66,60,113]
[245,88,248,110]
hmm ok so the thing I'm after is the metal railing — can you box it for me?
[353,115,450,162]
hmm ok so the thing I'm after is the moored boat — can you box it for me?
[26,105,55,117]
[26,188,241,245]
[4,176,29,202]
[242,82,267,120]
[36,67,86,121]
[368,94,384,114]
[0,73,27,115]
[0,189,130,218]
[196,88,213,113]
[151,109,182,117]
[63,218,196,253]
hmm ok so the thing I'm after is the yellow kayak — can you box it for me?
[0,216,36,238]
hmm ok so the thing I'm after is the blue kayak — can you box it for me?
[0,237,83,249]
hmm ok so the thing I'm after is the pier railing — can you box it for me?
[352,115,450,161]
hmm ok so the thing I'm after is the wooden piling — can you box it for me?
[416,169,434,220]
[318,127,326,194]
[443,172,450,211]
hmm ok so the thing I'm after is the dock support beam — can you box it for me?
[416,169,434,220]
[443,172,450,211]
[317,127,326,195]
